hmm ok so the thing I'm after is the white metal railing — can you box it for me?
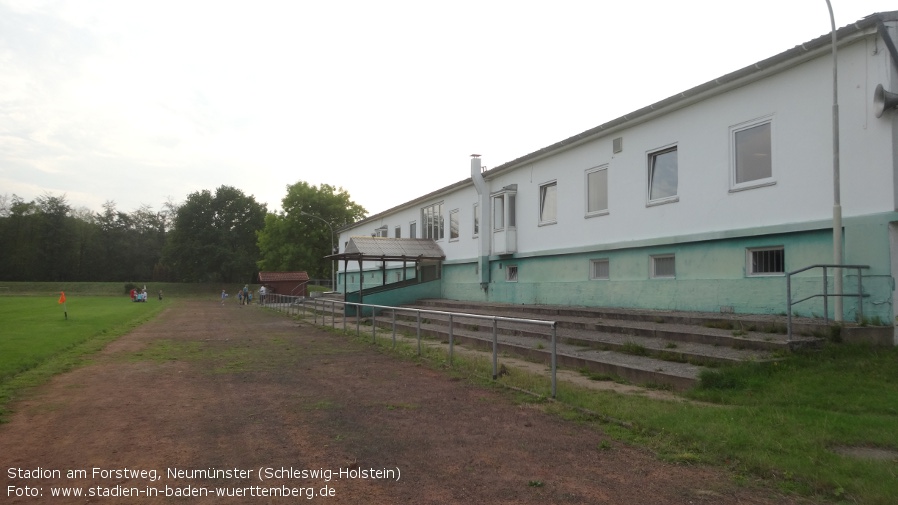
[262,294,560,398]
[786,263,870,341]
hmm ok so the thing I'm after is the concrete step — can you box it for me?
[367,316,701,391]
[402,300,820,353]
[415,299,824,336]
[296,297,828,391]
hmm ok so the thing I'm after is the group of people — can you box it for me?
[130,286,161,302]
[220,285,267,306]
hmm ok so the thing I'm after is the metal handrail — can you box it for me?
[786,263,870,341]
[267,294,560,398]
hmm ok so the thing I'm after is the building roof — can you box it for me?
[258,271,310,282]
[329,237,445,262]
[340,11,898,232]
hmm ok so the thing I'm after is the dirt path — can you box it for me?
[1,300,803,504]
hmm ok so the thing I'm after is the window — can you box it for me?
[422,202,443,240]
[732,118,773,190]
[491,186,518,253]
[648,146,678,204]
[505,265,518,282]
[651,254,676,278]
[374,226,388,237]
[747,247,784,276]
[493,194,505,230]
[508,193,516,227]
[449,209,459,240]
[590,259,609,280]
[473,203,479,237]
[539,181,557,225]
[493,194,517,230]
[409,221,416,238]
[394,226,401,238]
[586,165,608,216]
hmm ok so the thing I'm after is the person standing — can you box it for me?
[221,289,227,306]
[242,285,249,305]
[259,285,266,305]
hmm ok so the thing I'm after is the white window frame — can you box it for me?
[374,226,388,237]
[491,187,517,231]
[585,165,609,218]
[394,226,401,238]
[730,116,775,192]
[505,265,518,282]
[538,180,558,226]
[421,202,444,240]
[409,221,416,239]
[449,209,460,241]
[647,144,679,206]
[493,194,505,231]
[590,259,610,280]
[651,254,676,279]
[746,246,785,276]
[472,203,479,237]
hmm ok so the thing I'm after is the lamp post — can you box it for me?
[825,0,843,322]
[300,211,336,292]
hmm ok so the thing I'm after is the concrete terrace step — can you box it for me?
[406,299,821,352]
[298,298,825,391]
[384,308,774,366]
[368,316,702,391]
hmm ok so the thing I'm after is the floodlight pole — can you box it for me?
[825,0,844,322]
[300,211,336,291]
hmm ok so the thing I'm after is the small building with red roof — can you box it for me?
[257,271,310,297]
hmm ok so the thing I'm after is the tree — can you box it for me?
[0,195,39,280]
[257,181,366,283]
[35,193,76,281]
[164,186,267,283]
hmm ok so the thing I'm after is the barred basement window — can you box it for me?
[748,247,784,276]
[651,255,675,278]
[506,265,518,282]
[590,259,609,280]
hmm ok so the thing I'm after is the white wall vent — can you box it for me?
[613,137,623,154]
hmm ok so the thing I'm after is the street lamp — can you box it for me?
[300,211,336,292]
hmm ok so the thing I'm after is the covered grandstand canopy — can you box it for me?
[327,237,445,262]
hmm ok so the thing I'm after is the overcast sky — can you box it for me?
[2,0,896,217]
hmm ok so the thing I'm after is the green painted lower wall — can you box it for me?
[344,278,442,316]
[338,214,897,324]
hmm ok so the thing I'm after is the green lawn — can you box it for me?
[340,320,898,505]
[0,295,168,418]
[3,289,896,504]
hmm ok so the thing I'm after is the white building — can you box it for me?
[335,11,898,344]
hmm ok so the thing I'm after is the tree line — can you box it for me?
[0,182,366,285]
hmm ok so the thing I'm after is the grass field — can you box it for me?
[0,295,169,419]
[331,317,898,504]
[3,286,896,503]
